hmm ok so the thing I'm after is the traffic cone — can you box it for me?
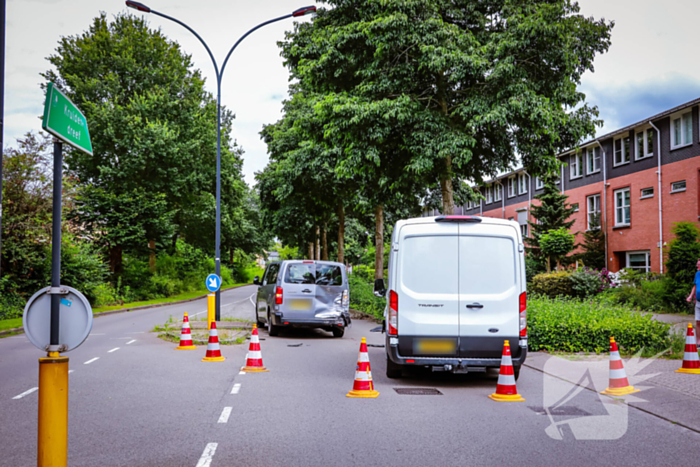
[675,323,700,374]
[601,336,639,395]
[241,324,268,372]
[346,337,379,398]
[489,340,525,401]
[201,321,225,362]
[175,312,197,350]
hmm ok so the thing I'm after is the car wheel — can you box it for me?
[386,354,402,379]
[332,327,344,338]
[267,310,279,337]
[513,365,521,381]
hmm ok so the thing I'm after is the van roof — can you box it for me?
[396,215,519,230]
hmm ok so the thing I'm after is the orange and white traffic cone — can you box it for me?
[675,323,700,374]
[242,324,268,373]
[346,337,379,398]
[601,336,639,395]
[489,340,525,401]
[201,321,225,362]
[175,312,197,350]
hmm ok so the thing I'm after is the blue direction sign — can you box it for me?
[205,274,222,293]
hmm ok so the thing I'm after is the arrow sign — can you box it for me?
[205,274,221,293]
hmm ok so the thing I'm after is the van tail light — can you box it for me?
[519,291,527,338]
[342,290,349,307]
[388,290,398,335]
[275,287,283,305]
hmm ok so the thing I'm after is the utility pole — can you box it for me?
[0,0,6,277]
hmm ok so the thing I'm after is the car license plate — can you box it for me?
[288,299,312,311]
[414,339,457,355]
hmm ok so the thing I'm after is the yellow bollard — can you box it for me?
[38,352,69,467]
[207,293,215,330]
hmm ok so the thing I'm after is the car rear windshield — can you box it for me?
[284,263,343,286]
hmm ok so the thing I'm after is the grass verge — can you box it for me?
[0,318,23,332]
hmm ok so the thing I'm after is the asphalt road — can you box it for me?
[2,285,699,466]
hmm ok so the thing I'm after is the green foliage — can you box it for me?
[274,244,301,261]
[0,277,24,321]
[527,174,577,263]
[608,279,669,313]
[525,255,546,284]
[528,295,671,354]
[663,222,700,311]
[570,268,604,298]
[580,213,605,269]
[529,271,574,298]
[352,265,376,282]
[540,228,575,270]
[348,274,385,319]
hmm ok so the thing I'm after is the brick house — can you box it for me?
[424,98,700,274]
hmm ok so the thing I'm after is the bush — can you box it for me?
[525,256,545,284]
[570,268,603,298]
[353,265,376,282]
[664,222,700,311]
[529,271,574,298]
[348,274,385,319]
[528,295,671,354]
[0,277,24,321]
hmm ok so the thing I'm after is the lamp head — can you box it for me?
[292,6,317,17]
[125,1,151,13]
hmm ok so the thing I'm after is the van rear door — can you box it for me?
[396,222,459,357]
[457,223,520,358]
[281,262,316,319]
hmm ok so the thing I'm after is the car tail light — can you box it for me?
[275,287,283,305]
[388,290,398,335]
[435,215,482,223]
[519,291,527,338]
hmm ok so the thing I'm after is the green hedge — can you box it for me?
[529,271,574,298]
[348,275,385,319]
[528,295,671,354]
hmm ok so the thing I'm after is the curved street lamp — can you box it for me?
[125,1,316,320]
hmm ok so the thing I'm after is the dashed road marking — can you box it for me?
[218,407,233,424]
[238,371,245,375]
[12,387,38,399]
[68,370,75,374]
[231,384,241,394]
[84,357,99,365]
[249,294,255,306]
[195,443,217,467]
[108,347,120,353]
[126,340,136,345]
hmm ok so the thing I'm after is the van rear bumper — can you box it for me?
[386,339,527,368]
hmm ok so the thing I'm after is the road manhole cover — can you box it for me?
[394,388,443,395]
[528,406,591,416]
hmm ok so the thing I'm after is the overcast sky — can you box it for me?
[5,0,700,185]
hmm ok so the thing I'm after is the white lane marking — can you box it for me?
[108,347,120,353]
[90,333,106,335]
[238,371,245,375]
[12,387,38,399]
[68,370,75,374]
[126,340,136,345]
[218,407,233,423]
[249,293,255,306]
[231,384,241,394]
[84,357,99,365]
[195,443,218,467]
[132,332,144,334]
[190,310,207,317]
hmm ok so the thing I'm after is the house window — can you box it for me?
[635,129,654,160]
[614,136,630,166]
[518,173,528,195]
[570,153,583,179]
[507,177,516,197]
[640,187,654,199]
[614,188,631,226]
[586,147,600,174]
[572,203,579,212]
[671,180,686,193]
[485,185,493,204]
[520,224,528,238]
[494,183,502,202]
[626,251,650,273]
[535,177,544,190]
[672,112,693,148]
[587,194,601,230]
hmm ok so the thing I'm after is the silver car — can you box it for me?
[253,260,351,338]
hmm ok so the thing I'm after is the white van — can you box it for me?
[373,215,527,379]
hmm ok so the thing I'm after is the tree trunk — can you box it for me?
[441,156,455,215]
[374,204,384,279]
[308,242,314,260]
[321,223,328,261]
[230,249,234,265]
[315,225,320,261]
[546,257,551,273]
[109,245,123,275]
[148,239,156,272]
[337,204,345,264]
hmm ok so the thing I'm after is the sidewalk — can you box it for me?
[526,351,700,433]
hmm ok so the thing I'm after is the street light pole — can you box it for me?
[125,1,316,320]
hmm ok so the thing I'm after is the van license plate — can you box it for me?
[414,339,457,355]
[288,299,312,311]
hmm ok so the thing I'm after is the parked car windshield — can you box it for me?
[283,263,343,285]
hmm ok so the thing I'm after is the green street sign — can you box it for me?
[41,82,93,155]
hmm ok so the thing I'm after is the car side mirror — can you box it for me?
[373,278,386,297]
[253,276,260,285]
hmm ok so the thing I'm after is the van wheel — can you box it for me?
[332,327,344,338]
[513,366,521,381]
[386,355,402,379]
[267,311,279,337]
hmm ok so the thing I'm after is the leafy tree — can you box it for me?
[527,173,576,265]
[280,0,612,214]
[540,228,575,272]
[664,222,700,310]
[42,13,249,274]
[580,212,605,269]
